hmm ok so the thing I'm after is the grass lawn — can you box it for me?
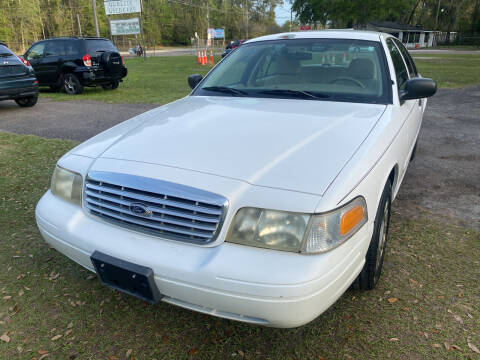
[0,131,479,359]
[38,53,480,106]
[413,53,480,88]
[40,56,216,104]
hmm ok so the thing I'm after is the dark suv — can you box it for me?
[23,37,127,95]
[0,42,39,107]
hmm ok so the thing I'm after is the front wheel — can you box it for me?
[356,181,392,290]
[15,95,38,107]
[62,73,83,95]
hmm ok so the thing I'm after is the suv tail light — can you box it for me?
[19,56,31,67]
[120,55,124,65]
[83,54,92,67]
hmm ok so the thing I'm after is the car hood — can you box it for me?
[89,96,385,196]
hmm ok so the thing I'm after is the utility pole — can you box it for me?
[92,0,100,37]
[207,0,209,48]
[290,9,292,32]
[77,14,83,37]
[435,0,441,29]
[245,0,248,39]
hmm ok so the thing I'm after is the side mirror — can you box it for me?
[188,74,203,89]
[400,77,437,101]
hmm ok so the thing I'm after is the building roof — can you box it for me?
[369,21,426,31]
[247,30,387,43]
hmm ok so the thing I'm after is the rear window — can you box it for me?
[86,40,117,54]
[0,44,13,55]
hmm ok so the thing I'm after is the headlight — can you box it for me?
[51,166,83,205]
[226,197,367,253]
[304,197,367,253]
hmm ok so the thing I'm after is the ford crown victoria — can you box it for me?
[36,31,436,328]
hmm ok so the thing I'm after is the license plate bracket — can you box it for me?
[90,251,161,304]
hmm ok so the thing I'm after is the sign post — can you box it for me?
[104,0,146,59]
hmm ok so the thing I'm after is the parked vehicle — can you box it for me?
[222,39,245,58]
[36,31,436,328]
[23,37,127,95]
[0,42,38,107]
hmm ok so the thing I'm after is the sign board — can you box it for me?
[104,0,141,15]
[207,28,216,40]
[214,28,225,39]
[110,18,140,35]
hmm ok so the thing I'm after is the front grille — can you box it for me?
[0,65,27,77]
[84,171,228,244]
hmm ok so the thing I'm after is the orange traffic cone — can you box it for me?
[197,50,201,64]
[209,49,214,65]
[203,50,208,66]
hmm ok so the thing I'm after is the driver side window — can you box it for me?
[26,43,45,60]
[386,38,409,93]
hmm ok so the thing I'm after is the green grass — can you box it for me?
[0,131,479,359]
[413,53,480,88]
[40,56,216,104]
[39,53,480,106]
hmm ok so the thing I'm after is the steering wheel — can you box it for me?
[330,77,365,88]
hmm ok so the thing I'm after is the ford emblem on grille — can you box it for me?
[129,202,153,217]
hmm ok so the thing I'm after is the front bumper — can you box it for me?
[36,190,372,327]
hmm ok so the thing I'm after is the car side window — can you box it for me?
[386,38,409,93]
[393,39,418,78]
[25,43,45,60]
[45,41,66,57]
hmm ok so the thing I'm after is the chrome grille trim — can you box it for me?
[84,171,228,244]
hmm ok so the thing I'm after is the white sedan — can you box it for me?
[36,31,436,328]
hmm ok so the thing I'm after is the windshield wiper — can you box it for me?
[259,89,330,100]
[201,86,248,96]
[0,53,12,57]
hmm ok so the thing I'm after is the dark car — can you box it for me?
[222,40,245,58]
[0,42,38,107]
[23,37,127,95]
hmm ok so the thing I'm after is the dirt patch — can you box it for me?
[395,85,480,230]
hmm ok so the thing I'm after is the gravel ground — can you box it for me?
[395,85,480,230]
[0,98,155,141]
[0,88,478,229]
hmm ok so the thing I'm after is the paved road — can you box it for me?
[410,49,480,55]
[1,89,479,229]
[0,98,155,141]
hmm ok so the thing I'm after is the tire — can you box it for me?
[62,73,83,95]
[102,80,119,90]
[15,95,38,107]
[356,180,392,290]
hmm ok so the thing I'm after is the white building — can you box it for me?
[366,21,439,48]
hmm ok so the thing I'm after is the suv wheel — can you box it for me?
[355,180,392,290]
[102,80,119,90]
[62,74,83,95]
[15,95,38,107]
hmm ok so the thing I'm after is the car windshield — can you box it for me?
[86,39,117,54]
[0,44,13,57]
[194,38,390,104]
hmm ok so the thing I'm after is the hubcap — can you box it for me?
[375,200,390,280]
[65,76,75,93]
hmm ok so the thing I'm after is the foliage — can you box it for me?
[0,0,282,52]
[291,0,480,33]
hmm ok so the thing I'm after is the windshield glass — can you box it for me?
[0,44,13,56]
[194,38,390,104]
[86,39,117,54]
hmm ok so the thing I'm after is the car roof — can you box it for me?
[39,37,110,41]
[246,30,390,44]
